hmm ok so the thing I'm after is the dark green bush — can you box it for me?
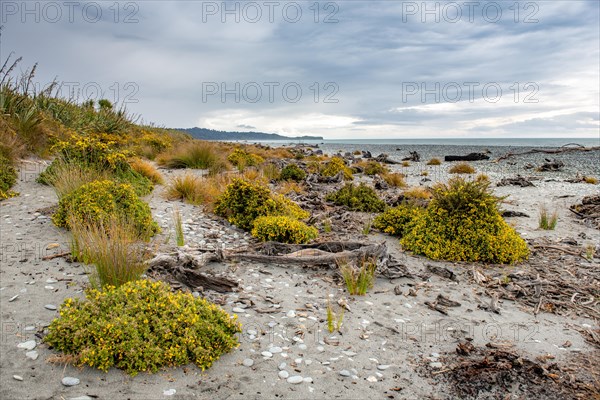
[280,164,307,182]
[326,183,385,212]
[0,154,18,201]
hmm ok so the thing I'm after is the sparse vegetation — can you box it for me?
[326,299,344,333]
[173,207,185,246]
[539,205,558,230]
[130,158,164,184]
[157,141,228,174]
[338,258,377,295]
[403,186,432,200]
[251,215,318,244]
[583,176,598,184]
[326,183,385,212]
[449,162,475,174]
[321,157,353,180]
[381,172,406,187]
[0,153,18,200]
[402,161,410,167]
[427,158,442,166]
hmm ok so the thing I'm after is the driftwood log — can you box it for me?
[375,154,399,164]
[445,152,490,162]
[494,144,600,162]
[537,159,564,171]
[497,176,535,187]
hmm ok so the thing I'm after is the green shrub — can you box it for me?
[52,180,158,238]
[0,154,18,201]
[326,183,385,212]
[362,161,387,176]
[373,204,424,237]
[280,164,307,182]
[401,178,529,264]
[227,148,264,170]
[251,215,318,244]
[215,179,309,230]
[321,157,353,180]
[44,280,241,376]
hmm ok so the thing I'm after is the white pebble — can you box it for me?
[278,370,289,379]
[13,375,23,381]
[287,375,303,384]
[17,340,36,351]
[61,377,80,386]
[261,351,273,358]
[163,389,176,396]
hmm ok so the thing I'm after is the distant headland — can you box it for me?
[180,127,323,141]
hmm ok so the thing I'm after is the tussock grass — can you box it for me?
[130,158,164,184]
[157,141,228,173]
[173,207,184,246]
[165,173,233,210]
[381,172,406,187]
[401,161,410,167]
[69,216,147,289]
[338,258,377,296]
[43,158,110,199]
[427,158,442,166]
[276,181,305,195]
[449,162,475,174]
[326,300,344,333]
[403,186,432,200]
[539,206,558,230]
[584,176,598,184]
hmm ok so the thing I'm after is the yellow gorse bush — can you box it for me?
[44,280,241,376]
[251,215,318,244]
[321,157,353,180]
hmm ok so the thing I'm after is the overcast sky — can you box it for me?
[1,1,599,139]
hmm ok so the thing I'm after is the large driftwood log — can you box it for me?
[494,144,600,162]
[445,152,490,162]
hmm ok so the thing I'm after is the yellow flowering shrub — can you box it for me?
[227,148,264,169]
[44,280,241,376]
[373,204,424,237]
[252,215,318,244]
[321,157,353,180]
[52,180,158,238]
[326,183,386,212]
[0,154,18,201]
[215,179,309,230]
[401,178,529,264]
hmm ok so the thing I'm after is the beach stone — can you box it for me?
[17,340,36,350]
[163,389,176,396]
[232,307,245,313]
[317,346,325,352]
[367,376,377,383]
[287,375,303,384]
[278,370,289,379]
[342,351,357,357]
[431,352,440,358]
[242,358,254,367]
[339,370,351,377]
[25,351,38,360]
[430,362,443,369]
[61,377,80,386]
[377,364,391,371]
[261,351,273,358]
[298,344,307,351]
[247,329,257,336]
[69,397,93,400]
[303,377,313,383]
[13,375,23,381]
[269,346,283,354]
[286,310,296,318]
[44,304,57,311]
[305,360,313,366]
[350,368,358,375]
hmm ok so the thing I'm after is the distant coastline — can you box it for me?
[181,127,323,141]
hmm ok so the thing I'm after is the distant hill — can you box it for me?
[181,127,323,141]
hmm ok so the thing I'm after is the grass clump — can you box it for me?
[401,177,529,264]
[0,153,18,200]
[427,158,442,166]
[130,158,164,184]
[381,172,406,188]
[326,183,385,212]
[215,179,309,230]
[356,160,388,176]
[157,141,228,174]
[403,186,432,200]
[53,180,158,238]
[538,206,558,230]
[338,259,377,295]
[583,176,598,184]
[44,280,241,376]
[448,162,475,174]
[280,164,306,182]
[401,161,410,167]
[321,157,353,180]
[373,204,425,238]
[251,215,318,244]
[326,300,344,333]
[227,148,264,171]
[165,174,233,210]
[70,216,147,289]
[40,158,111,199]
[173,207,185,246]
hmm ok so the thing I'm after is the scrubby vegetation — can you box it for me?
[381,172,406,187]
[227,147,264,171]
[373,203,424,237]
[326,183,386,212]
[539,206,558,230]
[0,153,18,200]
[321,157,353,180]
[251,215,318,244]
[338,258,377,295]
[401,178,529,264]
[448,162,475,174]
[427,158,442,165]
[44,280,241,376]
[157,141,228,174]
[53,180,158,238]
[355,160,388,176]
[280,163,307,182]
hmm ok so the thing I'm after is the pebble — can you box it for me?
[242,358,254,367]
[298,344,307,351]
[44,304,57,311]
[232,307,245,313]
[61,377,80,386]
[45,286,55,290]
[247,329,257,336]
[25,351,39,360]
[261,351,273,358]
[317,346,325,352]
[286,310,296,318]
[9,294,18,302]
[367,376,378,383]
[269,346,283,354]
[431,352,440,358]
[163,389,176,396]
[430,362,443,369]
[278,370,289,379]
[287,375,303,384]
[294,358,302,364]
[377,365,391,371]
[13,375,23,381]
[339,370,351,377]
[17,340,36,351]
[69,397,93,400]
[278,362,287,370]
[342,351,357,357]
[303,377,313,383]
[305,360,313,366]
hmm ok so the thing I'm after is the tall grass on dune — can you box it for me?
[42,157,111,199]
[157,141,228,174]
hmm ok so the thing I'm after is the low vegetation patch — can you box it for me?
[448,162,475,174]
[130,158,164,184]
[227,148,264,171]
[0,153,18,200]
[373,204,424,237]
[53,180,158,238]
[280,163,306,182]
[381,172,406,187]
[401,177,529,264]
[427,158,442,166]
[326,183,385,212]
[44,280,241,376]
[403,186,432,200]
[321,157,353,180]
[157,141,228,174]
[355,160,388,176]
[539,205,558,230]
[338,258,377,295]
[251,215,318,244]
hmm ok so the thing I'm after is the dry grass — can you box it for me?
[449,162,475,174]
[381,172,406,187]
[43,159,110,199]
[427,158,442,166]
[277,181,305,195]
[475,173,490,183]
[260,163,281,181]
[584,176,598,184]
[157,141,229,174]
[539,205,558,230]
[402,161,410,167]
[338,258,377,296]
[403,186,432,200]
[165,173,232,210]
[173,207,184,246]
[69,216,147,289]
[130,158,164,184]
[421,171,429,176]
